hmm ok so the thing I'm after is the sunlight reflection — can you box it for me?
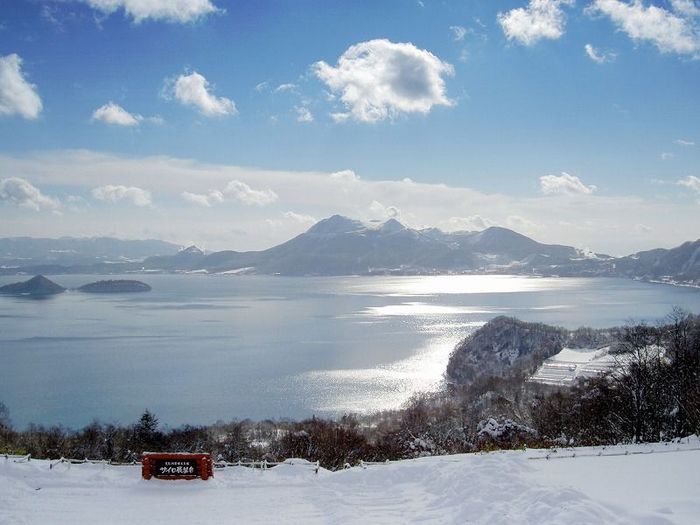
[361,303,496,317]
[295,329,482,415]
[348,274,584,297]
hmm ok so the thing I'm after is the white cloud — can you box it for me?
[450,25,468,41]
[3,149,698,256]
[369,200,402,220]
[296,105,314,123]
[91,102,142,126]
[0,177,58,211]
[540,172,598,195]
[678,175,700,200]
[330,112,351,123]
[169,72,236,117]
[671,0,700,18]
[274,83,297,93]
[92,185,152,206]
[329,169,360,182]
[507,215,538,232]
[0,54,43,119]
[661,152,675,160]
[675,138,695,146]
[585,43,617,63]
[587,0,700,56]
[313,39,454,123]
[224,180,278,206]
[181,190,224,207]
[81,0,220,23]
[444,215,496,231]
[283,211,316,225]
[182,181,276,206]
[498,0,574,46]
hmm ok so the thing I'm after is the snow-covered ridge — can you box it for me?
[2,437,699,524]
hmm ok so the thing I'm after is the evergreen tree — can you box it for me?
[134,410,162,452]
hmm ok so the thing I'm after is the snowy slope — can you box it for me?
[530,346,617,386]
[2,438,699,525]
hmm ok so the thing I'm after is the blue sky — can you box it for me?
[0,0,698,254]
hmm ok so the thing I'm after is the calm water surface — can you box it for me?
[1,274,699,429]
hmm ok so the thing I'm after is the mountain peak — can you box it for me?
[476,226,528,241]
[306,215,365,235]
[378,218,406,233]
[179,245,205,256]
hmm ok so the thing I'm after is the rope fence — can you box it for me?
[3,454,321,473]
[528,445,700,461]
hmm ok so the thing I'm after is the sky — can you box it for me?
[0,0,699,255]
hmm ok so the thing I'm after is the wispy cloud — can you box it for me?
[450,25,468,41]
[585,43,617,63]
[79,0,221,24]
[678,175,700,201]
[587,0,700,56]
[274,83,297,93]
[295,105,314,123]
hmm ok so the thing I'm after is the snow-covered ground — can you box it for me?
[2,437,699,524]
[530,346,617,386]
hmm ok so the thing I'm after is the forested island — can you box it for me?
[0,275,66,296]
[78,280,152,293]
[0,276,151,296]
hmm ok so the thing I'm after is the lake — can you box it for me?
[1,274,699,429]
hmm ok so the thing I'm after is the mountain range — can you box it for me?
[0,237,179,268]
[1,215,698,286]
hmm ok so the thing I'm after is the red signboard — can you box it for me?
[142,453,213,480]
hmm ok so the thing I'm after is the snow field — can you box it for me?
[1,437,699,525]
[530,346,617,386]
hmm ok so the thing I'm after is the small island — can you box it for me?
[78,280,152,293]
[0,275,66,296]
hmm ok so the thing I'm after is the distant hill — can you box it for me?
[446,317,619,386]
[611,240,700,284]
[0,237,180,268]
[139,215,597,276]
[0,275,66,296]
[0,216,698,286]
